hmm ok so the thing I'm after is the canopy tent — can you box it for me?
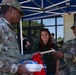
[0,0,76,20]
[20,0,76,20]
[0,0,76,55]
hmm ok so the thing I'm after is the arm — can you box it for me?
[0,28,18,73]
[55,60,60,75]
[60,39,76,65]
[51,44,64,59]
[61,41,73,60]
[0,26,31,74]
[25,41,31,47]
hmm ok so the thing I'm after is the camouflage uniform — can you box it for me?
[61,39,76,75]
[0,17,32,75]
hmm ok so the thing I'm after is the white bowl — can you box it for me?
[25,64,44,72]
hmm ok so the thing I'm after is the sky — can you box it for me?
[38,17,64,38]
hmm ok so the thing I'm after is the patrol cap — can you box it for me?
[1,0,24,15]
[71,21,76,29]
[51,33,55,36]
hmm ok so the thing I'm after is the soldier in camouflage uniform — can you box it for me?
[0,0,33,75]
[61,23,76,75]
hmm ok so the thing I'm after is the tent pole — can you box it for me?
[20,19,23,55]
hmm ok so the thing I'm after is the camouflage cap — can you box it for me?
[71,21,76,29]
[1,0,24,15]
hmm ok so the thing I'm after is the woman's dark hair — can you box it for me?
[22,34,26,38]
[39,28,54,50]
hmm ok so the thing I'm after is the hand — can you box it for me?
[50,51,57,58]
[51,51,64,59]
[25,41,31,47]
[17,63,32,74]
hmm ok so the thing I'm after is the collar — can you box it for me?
[3,18,10,25]
[3,18,14,30]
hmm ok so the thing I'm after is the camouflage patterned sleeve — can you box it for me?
[61,42,68,53]
[22,54,33,60]
[61,41,73,61]
[0,27,18,74]
[0,28,11,73]
[0,29,5,52]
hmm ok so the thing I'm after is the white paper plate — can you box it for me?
[25,64,44,72]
